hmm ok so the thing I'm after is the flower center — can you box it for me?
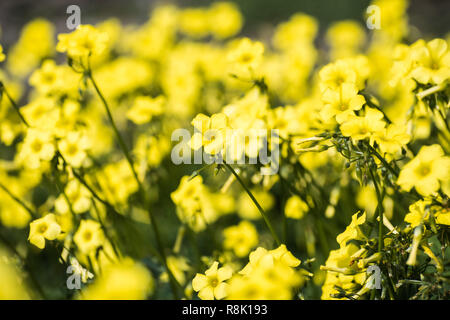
[209,277,219,287]
[415,163,431,177]
[83,231,93,241]
[38,224,48,234]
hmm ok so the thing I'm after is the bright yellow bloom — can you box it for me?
[227,38,264,78]
[190,113,229,155]
[74,220,105,254]
[227,245,303,300]
[0,249,30,299]
[409,38,450,85]
[237,189,274,220]
[192,261,232,300]
[372,123,410,155]
[319,60,357,92]
[284,195,308,219]
[397,145,450,196]
[404,199,431,228]
[81,258,153,299]
[57,25,108,58]
[28,214,61,249]
[272,13,318,51]
[21,97,58,129]
[326,21,366,59]
[208,2,243,39]
[54,179,91,215]
[58,131,90,168]
[17,128,55,169]
[171,175,224,232]
[179,8,209,39]
[340,107,386,141]
[223,221,259,257]
[321,243,366,299]
[336,212,367,247]
[240,244,300,275]
[6,19,54,77]
[126,95,164,125]
[320,83,366,123]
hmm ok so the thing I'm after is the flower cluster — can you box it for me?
[0,0,449,300]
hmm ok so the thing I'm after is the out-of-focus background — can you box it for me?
[1,0,449,46]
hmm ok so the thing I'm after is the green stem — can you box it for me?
[369,169,383,253]
[87,69,181,299]
[0,182,37,219]
[1,83,29,127]
[223,163,281,246]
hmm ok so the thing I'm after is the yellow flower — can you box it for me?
[372,123,410,155]
[58,131,90,168]
[320,83,366,123]
[0,249,30,299]
[321,243,366,299]
[237,189,274,220]
[272,13,318,51]
[74,220,105,254]
[319,60,356,92]
[21,97,58,129]
[81,258,153,299]
[6,19,55,77]
[227,245,303,299]
[223,221,259,257]
[54,179,91,215]
[208,2,243,39]
[397,145,450,196]
[436,209,450,226]
[17,128,55,169]
[227,38,264,78]
[171,175,221,232]
[326,21,366,59]
[0,44,5,62]
[190,113,229,155]
[404,200,431,228]
[336,212,367,247]
[179,8,209,38]
[28,214,62,249]
[161,256,190,286]
[410,38,450,84]
[340,107,386,141]
[284,195,309,219]
[57,25,109,58]
[240,245,300,275]
[192,261,232,300]
[126,95,165,125]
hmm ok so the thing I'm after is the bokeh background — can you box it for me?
[0,0,449,300]
[1,0,449,47]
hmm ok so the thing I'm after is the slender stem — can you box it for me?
[0,182,37,219]
[87,69,181,299]
[223,163,281,245]
[416,83,446,100]
[1,83,29,127]
[369,169,384,253]
[368,144,399,177]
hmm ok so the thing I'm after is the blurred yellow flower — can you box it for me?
[192,261,232,300]
[223,221,259,257]
[28,213,61,249]
[397,144,450,196]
